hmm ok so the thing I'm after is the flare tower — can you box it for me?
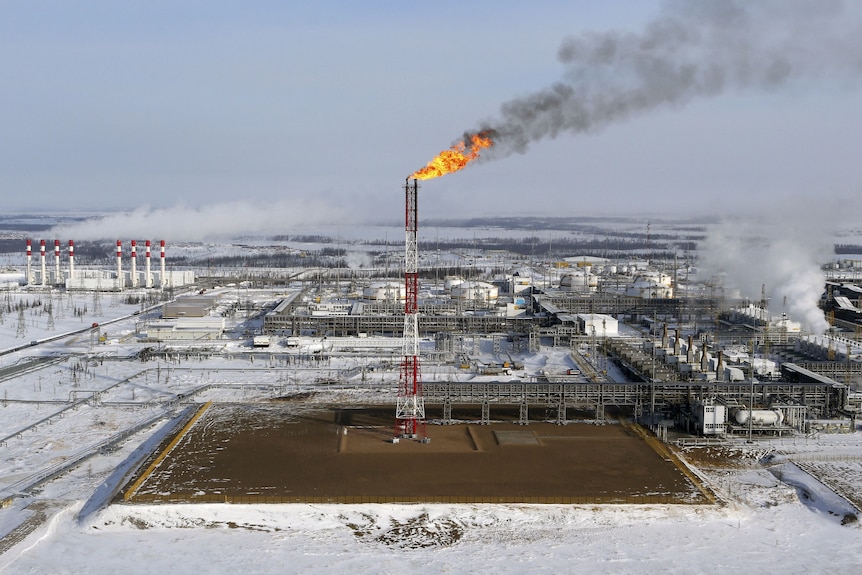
[395,178,426,438]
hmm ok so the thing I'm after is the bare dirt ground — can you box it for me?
[127,404,706,503]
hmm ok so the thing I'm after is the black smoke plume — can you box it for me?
[472,0,861,158]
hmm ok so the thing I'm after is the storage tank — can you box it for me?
[450,281,499,302]
[559,272,598,291]
[734,409,783,426]
[362,281,405,301]
[624,275,674,299]
[443,276,464,290]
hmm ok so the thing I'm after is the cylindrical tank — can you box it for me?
[559,272,598,290]
[734,409,783,426]
[362,281,405,301]
[443,276,463,290]
[450,281,498,302]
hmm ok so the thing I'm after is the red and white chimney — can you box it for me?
[159,240,166,287]
[68,240,75,281]
[40,239,47,286]
[26,239,33,285]
[54,240,61,284]
[130,240,138,287]
[145,240,152,288]
[116,240,123,290]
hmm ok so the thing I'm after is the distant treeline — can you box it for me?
[835,244,862,255]
[423,216,711,232]
[170,252,347,269]
[270,235,336,244]
[417,236,687,259]
[0,239,136,263]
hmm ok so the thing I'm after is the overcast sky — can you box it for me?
[3,0,862,227]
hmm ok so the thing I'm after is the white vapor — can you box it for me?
[698,196,849,334]
[49,199,350,242]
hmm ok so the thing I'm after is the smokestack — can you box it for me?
[687,335,694,364]
[26,239,32,285]
[673,329,681,356]
[116,240,123,290]
[700,346,709,372]
[160,240,166,288]
[661,323,668,349]
[145,240,152,288]
[40,239,46,287]
[716,350,725,382]
[68,240,75,281]
[54,240,61,285]
[130,240,138,288]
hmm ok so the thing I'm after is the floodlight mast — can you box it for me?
[395,178,426,439]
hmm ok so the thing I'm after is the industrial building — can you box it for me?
[252,242,858,436]
[24,238,195,291]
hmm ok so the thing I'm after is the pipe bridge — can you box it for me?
[421,380,839,425]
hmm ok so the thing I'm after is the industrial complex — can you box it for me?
[1,203,861,553]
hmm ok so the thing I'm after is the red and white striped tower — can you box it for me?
[145,240,152,288]
[116,240,123,290]
[395,178,426,439]
[159,240,166,287]
[130,240,138,287]
[26,239,33,285]
[68,241,75,280]
[54,240,61,285]
[40,240,47,286]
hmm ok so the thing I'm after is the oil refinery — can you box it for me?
[1,205,861,558]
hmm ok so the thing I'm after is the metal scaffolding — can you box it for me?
[395,179,426,439]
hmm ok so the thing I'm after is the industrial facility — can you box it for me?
[2,203,861,519]
[23,239,194,291]
[10,211,858,443]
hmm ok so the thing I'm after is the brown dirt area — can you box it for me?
[680,446,761,468]
[127,404,707,504]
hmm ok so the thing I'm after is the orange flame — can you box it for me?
[409,132,494,180]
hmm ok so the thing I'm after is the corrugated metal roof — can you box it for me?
[834,296,861,312]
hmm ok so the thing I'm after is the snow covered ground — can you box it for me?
[2,486,861,574]
[1,288,861,574]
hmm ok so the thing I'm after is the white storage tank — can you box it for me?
[450,281,499,302]
[733,409,783,426]
[559,272,598,291]
[624,274,674,299]
[362,281,405,301]
[444,276,464,290]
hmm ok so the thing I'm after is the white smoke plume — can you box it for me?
[467,0,862,158]
[49,199,349,242]
[698,197,846,334]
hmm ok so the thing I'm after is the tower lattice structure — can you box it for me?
[395,178,426,438]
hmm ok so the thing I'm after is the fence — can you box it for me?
[1,410,170,499]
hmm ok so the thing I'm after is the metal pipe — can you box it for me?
[68,240,75,281]
[145,240,152,288]
[159,240,166,288]
[116,240,123,290]
[26,239,32,285]
[40,240,46,286]
[131,240,138,287]
[54,240,61,285]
